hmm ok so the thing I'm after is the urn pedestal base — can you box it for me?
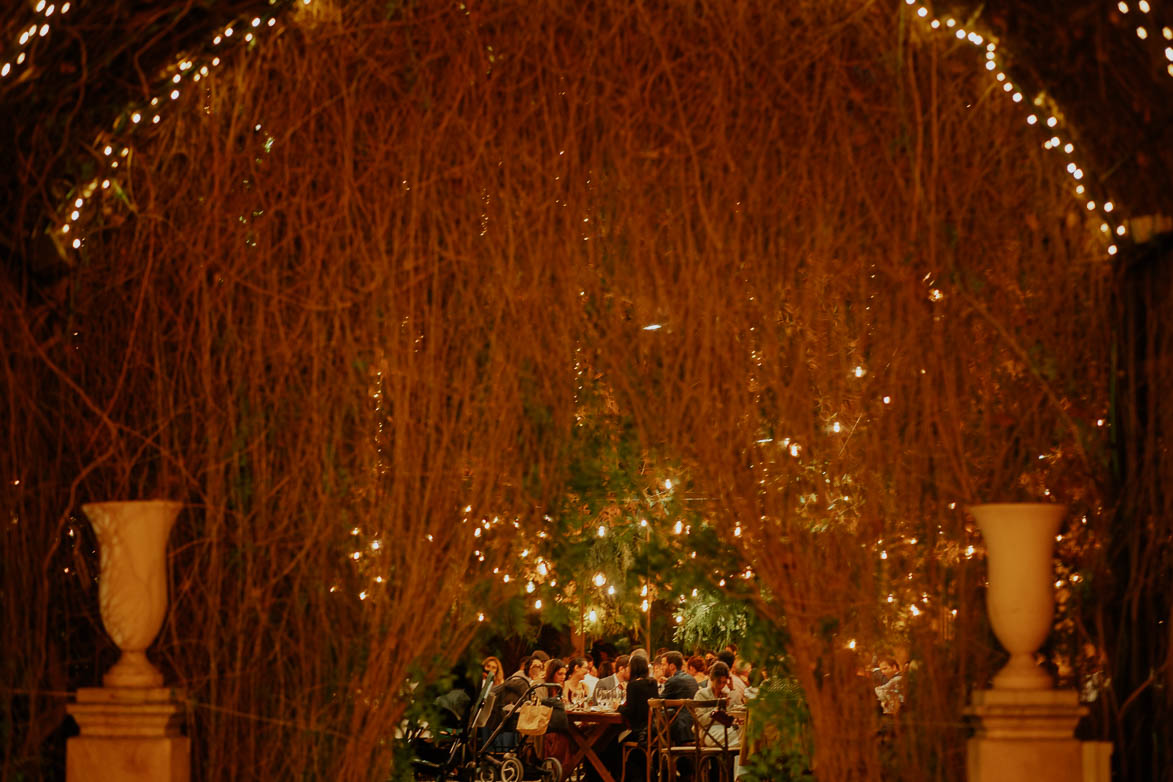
[966,689,1109,782]
[67,688,189,782]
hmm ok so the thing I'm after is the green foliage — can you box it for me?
[675,592,773,653]
[739,676,814,782]
[492,363,770,652]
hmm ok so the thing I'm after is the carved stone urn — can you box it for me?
[968,503,1065,690]
[81,500,182,688]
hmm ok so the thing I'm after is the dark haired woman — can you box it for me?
[540,658,573,772]
[617,654,658,781]
[619,655,657,741]
[564,657,592,707]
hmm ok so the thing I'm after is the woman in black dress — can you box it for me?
[617,653,658,781]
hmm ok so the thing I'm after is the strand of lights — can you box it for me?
[51,2,302,255]
[1,1,72,82]
[1115,0,1173,242]
[904,1,1127,257]
[1118,2,1173,82]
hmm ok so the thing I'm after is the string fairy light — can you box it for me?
[1118,0,1173,82]
[51,1,305,255]
[1,1,72,82]
[904,2,1127,258]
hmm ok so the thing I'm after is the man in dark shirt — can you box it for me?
[660,651,699,745]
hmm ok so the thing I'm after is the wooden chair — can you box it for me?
[619,733,650,782]
[649,698,730,782]
[681,699,737,782]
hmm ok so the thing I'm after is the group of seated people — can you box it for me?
[481,646,754,780]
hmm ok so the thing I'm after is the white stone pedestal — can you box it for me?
[67,687,189,782]
[966,689,1091,782]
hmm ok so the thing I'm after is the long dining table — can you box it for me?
[563,709,625,782]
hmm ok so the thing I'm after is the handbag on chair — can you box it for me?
[517,702,554,736]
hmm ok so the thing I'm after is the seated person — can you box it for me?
[695,661,741,748]
[540,659,567,701]
[486,656,545,743]
[717,650,747,702]
[539,659,574,768]
[584,659,600,696]
[593,655,630,705]
[687,655,709,688]
[660,651,699,745]
[482,656,505,687]
[564,657,594,706]
[618,654,657,743]
[617,654,658,782]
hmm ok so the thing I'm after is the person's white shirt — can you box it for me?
[730,674,748,702]
[583,673,598,698]
[875,673,904,714]
[695,683,741,748]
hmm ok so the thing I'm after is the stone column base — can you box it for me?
[67,687,189,782]
[965,689,1088,782]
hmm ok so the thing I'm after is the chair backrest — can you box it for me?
[683,698,733,750]
[648,698,694,750]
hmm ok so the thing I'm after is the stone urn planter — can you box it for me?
[967,503,1065,689]
[81,500,182,688]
